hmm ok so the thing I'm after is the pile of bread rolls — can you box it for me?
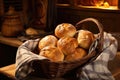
[38,23,95,62]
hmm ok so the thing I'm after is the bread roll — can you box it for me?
[77,30,95,49]
[57,37,78,55]
[25,27,39,35]
[38,35,58,49]
[65,48,87,61]
[39,46,64,62]
[55,23,77,38]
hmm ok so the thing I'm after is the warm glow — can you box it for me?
[95,1,110,8]
[95,0,104,7]
[78,5,118,10]
[93,1,118,10]
[103,2,110,8]
[77,0,118,10]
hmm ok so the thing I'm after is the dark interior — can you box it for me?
[0,0,120,80]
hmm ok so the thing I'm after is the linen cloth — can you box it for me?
[15,32,118,80]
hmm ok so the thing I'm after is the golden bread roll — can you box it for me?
[57,37,78,55]
[65,48,87,61]
[25,27,39,35]
[38,35,58,49]
[39,46,64,62]
[77,30,95,49]
[55,23,77,38]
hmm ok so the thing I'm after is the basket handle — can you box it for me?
[75,18,104,53]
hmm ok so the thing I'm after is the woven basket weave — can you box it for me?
[34,18,104,78]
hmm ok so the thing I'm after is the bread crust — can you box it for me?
[39,46,64,62]
[77,30,95,49]
[38,35,58,49]
[55,23,76,38]
[57,37,78,55]
[65,48,87,61]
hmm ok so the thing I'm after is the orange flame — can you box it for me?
[103,2,110,8]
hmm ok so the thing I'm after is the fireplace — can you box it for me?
[77,0,120,10]
[57,0,119,9]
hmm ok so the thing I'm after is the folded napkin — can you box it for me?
[15,32,118,80]
[79,32,118,80]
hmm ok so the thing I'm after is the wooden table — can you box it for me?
[0,35,23,47]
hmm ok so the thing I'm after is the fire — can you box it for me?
[78,1,118,10]
[95,1,110,8]
[103,2,110,8]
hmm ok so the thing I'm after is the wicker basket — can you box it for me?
[33,18,104,78]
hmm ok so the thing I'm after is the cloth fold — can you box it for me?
[15,32,118,80]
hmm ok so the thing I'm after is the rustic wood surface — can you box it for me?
[0,34,23,47]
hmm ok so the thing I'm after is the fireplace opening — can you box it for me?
[77,0,118,9]
[57,0,119,10]
[77,0,118,6]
